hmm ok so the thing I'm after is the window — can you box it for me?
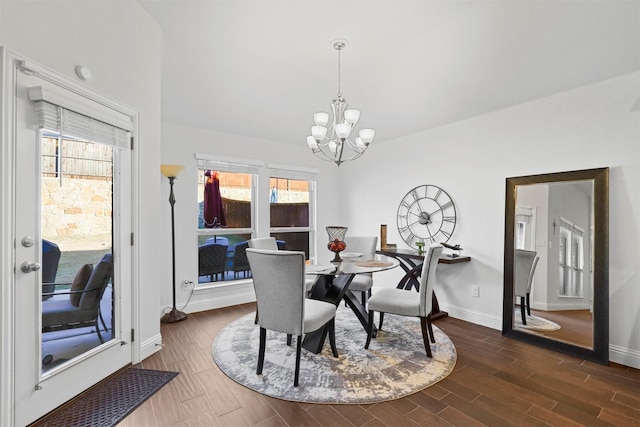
[268,164,316,262]
[515,207,534,250]
[196,157,259,284]
[269,176,313,259]
[195,157,317,285]
[558,218,584,297]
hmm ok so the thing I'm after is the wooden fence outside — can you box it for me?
[42,138,113,180]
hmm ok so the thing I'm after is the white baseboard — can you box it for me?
[609,344,640,369]
[137,333,163,363]
[184,292,256,313]
[161,282,256,317]
[440,303,502,331]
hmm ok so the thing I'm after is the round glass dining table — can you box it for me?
[302,255,399,354]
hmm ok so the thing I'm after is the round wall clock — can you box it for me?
[396,184,457,247]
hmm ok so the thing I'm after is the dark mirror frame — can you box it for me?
[503,167,609,365]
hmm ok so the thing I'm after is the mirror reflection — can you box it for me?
[514,180,593,348]
[503,167,608,365]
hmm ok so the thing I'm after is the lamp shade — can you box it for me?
[335,123,351,139]
[313,112,330,127]
[359,129,375,144]
[344,109,360,124]
[161,164,185,178]
[311,125,328,140]
[307,136,318,149]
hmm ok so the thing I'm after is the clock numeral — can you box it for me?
[398,225,410,235]
[443,216,456,223]
[400,199,412,209]
[440,230,451,239]
[434,188,443,201]
[406,234,416,246]
[441,201,453,210]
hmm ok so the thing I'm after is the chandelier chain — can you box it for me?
[337,48,342,98]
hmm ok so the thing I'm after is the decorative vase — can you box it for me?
[326,226,348,262]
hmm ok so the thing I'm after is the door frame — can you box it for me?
[0,48,142,426]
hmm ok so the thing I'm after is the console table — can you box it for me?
[376,248,471,320]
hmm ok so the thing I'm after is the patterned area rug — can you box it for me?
[212,307,456,404]
[514,310,562,331]
[32,368,178,427]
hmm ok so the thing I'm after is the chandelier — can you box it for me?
[306,38,375,166]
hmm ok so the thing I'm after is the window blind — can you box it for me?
[34,101,130,149]
[267,162,318,181]
[28,85,132,149]
[196,154,263,174]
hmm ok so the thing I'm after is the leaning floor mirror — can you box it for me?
[503,167,609,364]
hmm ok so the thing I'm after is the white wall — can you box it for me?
[161,121,343,312]
[340,72,640,368]
[0,1,163,359]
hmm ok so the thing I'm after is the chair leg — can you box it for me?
[526,293,531,316]
[378,312,385,330]
[420,317,433,358]
[294,335,302,387]
[99,309,108,332]
[257,327,266,375]
[520,297,527,325]
[365,310,374,349]
[286,334,292,346]
[360,291,366,307]
[328,318,338,357]
[95,321,104,344]
[427,314,435,344]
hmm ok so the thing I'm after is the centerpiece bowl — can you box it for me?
[326,226,348,262]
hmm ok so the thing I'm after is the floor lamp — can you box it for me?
[161,164,187,323]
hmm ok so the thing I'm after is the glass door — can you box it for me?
[13,68,132,426]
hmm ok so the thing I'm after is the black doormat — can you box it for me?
[31,368,178,427]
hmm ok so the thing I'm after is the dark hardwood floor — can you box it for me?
[524,308,593,349]
[120,303,640,426]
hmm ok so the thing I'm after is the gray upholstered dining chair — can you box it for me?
[248,237,278,250]
[249,237,315,293]
[246,248,338,386]
[515,249,539,325]
[365,244,443,358]
[344,236,378,306]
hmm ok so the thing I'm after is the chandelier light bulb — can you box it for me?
[359,128,375,144]
[307,136,318,149]
[355,137,365,149]
[329,140,338,154]
[335,123,351,139]
[344,109,360,125]
[311,125,328,141]
[313,112,330,127]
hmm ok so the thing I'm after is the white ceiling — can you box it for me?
[138,1,639,147]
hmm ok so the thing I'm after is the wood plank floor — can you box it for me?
[524,308,592,348]
[120,303,640,426]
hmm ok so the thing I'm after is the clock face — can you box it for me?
[396,185,457,247]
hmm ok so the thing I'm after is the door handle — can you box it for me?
[21,261,41,273]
